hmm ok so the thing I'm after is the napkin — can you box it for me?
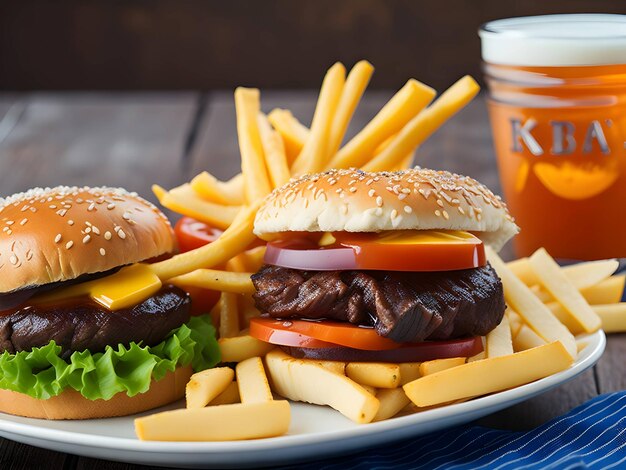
[284,391,626,470]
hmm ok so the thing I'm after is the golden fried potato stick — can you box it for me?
[364,76,480,172]
[170,269,255,294]
[327,60,374,157]
[190,172,245,206]
[267,109,309,165]
[150,202,260,280]
[235,87,273,202]
[327,79,435,170]
[257,112,291,188]
[219,291,240,338]
[291,62,346,175]
[152,184,240,230]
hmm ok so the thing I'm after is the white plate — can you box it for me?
[0,330,605,469]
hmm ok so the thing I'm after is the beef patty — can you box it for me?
[252,264,505,343]
[0,285,191,358]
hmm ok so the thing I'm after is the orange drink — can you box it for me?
[480,15,626,259]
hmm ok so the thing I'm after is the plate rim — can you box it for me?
[0,329,606,455]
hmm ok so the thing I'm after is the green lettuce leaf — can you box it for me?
[0,315,220,400]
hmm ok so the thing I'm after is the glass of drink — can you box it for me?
[479,14,626,260]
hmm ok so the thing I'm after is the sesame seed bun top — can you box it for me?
[254,168,519,251]
[0,186,175,293]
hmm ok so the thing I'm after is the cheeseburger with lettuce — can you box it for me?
[0,186,219,419]
[250,168,519,362]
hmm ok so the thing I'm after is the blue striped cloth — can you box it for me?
[287,392,626,469]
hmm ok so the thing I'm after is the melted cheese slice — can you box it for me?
[33,264,162,311]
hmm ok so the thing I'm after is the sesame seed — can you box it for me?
[56,209,67,217]
[390,209,398,219]
[436,199,444,207]
[84,227,91,233]
[68,220,74,226]
[83,235,91,244]
[458,207,465,215]
[349,187,357,193]
[6,230,11,235]
[376,196,383,207]
[91,226,100,235]
[104,231,112,240]
[122,212,131,221]
[117,229,126,240]
[368,189,375,197]
[49,205,57,209]
[88,203,96,211]
[19,218,27,226]
[366,179,374,186]
[404,205,412,214]
[9,255,17,265]
[401,188,411,194]
[29,207,37,213]
[26,251,33,261]
[20,205,29,212]
[398,193,407,200]
[435,210,442,217]
[5,221,14,226]
[442,210,449,220]
[65,241,74,249]
[107,203,115,210]
[54,234,62,243]
[100,248,106,256]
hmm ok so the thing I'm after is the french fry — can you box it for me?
[209,381,240,406]
[419,357,466,376]
[513,325,547,352]
[241,246,266,272]
[392,152,415,171]
[529,248,602,334]
[594,303,626,333]
[360,384,377,396]
[546,302,584,336]
[507,309,523,338]
[316,360,346,376]
[508,257,619,290]
[135,400,290,441]
[265,349,380,423]
[486,314,514,357]
[327,60,374,157]
[581,275,625,305]
[468,351,486,362]
[190,172,245,206]
[364,76,480,172]
[486,247,577,359]
[170,269,255,294]
[258,112,291,189]
[209,297,222,330]
[327,79,436,170]
[398,363,421,385]
[150,203,259,280]
[291,62,346,175]
[218,335,275,363]
[235,87,272,202]
[268,108,309,165]
[186,367,234,409]
[346,362,401,389]
[403,341,574,407]
[236,356,273,403]
[238,295,261,329]
[373,388,411,421]
[219,292,240,339]
[152,184,240,230]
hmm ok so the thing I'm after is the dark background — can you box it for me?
[2,0,626,92]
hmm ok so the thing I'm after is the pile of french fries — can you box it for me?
[135,61,626,441]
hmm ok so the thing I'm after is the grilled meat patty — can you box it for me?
[252,264,505,343]
[0,285,190,358]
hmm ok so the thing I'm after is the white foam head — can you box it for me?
[479,14,626,66]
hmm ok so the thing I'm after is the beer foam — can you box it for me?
[480,14,626,66]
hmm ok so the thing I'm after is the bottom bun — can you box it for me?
[0,365,193,420]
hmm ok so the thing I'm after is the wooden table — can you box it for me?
[0,92,623,469]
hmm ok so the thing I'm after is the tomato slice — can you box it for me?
[250,318,402,351]
[264,230,486,272]
[174,217,223,253]
[280,337,483,363]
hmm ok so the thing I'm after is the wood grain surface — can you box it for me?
[0,92,621,469]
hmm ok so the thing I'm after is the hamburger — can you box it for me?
[0,186,219,420]
[249,168,519,362]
